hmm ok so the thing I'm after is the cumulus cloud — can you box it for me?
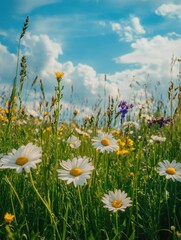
[0,43,16,88]
[155,4,181,19]
[113,35,181,103]
[131,17,145,34]
[114,35,181,68]
[22,32,63,79]
[110,16,146,42]
[1,31,181,117]
[16,0,61,14]
[20,33,105,107]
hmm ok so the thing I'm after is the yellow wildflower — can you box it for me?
[176,231,181,238]
[43,127,52,133]
[117,139,126,147]
[112,130,120,135]
[130,147,136,151]
[55,72,64,79]
[0,109,5,114]
[4,213,15,224]
[130,172,134,177]
[117,149,129,155]
[43,111,48,116]
[12,116,16,121]
[127,139,134,146]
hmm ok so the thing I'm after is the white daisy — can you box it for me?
[157,160,181,182]
[57,156,94,187]
[102,189,132,213]
[0,143,42,173]
[67,135,81,149]
[92,132,118,153]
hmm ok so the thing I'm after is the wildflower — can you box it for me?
[43,127,52,134]
[4,213,15,224]
[118,139,126,147]
[127,139,134,146]
[122,121,140,130]
[117,138,135,155]
[130,172,134,177]
[157,160,181,182]
[176,231,181,238]
[148,117,173,128]
[170,226,176,232]
[55,72,64,79]
[117,149,129,155]
[150,135,166,142]
[0,143,42,173]
[74,127,90,137]
[57,156,94,187]
[43,111,48,117]
[141,114,152,122]
[92,132,118,153]
[12,116,16,121]
[117,101,133,124]
[27,109,39,117]
[112,129,120,135]
[67,135,81,149]
[73,108,80,117]
[102,189,132,213]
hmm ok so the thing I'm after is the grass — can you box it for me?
[0,17,181,240]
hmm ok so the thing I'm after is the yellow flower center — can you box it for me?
[69,141,76,146]
[166,167,176,175]
[101,137,110,146]
[112,200,122,208]
[16,156,29,166]
[70,167,82,176]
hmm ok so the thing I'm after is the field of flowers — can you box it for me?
[0,17,181,240]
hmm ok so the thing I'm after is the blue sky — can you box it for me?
[0,0,181,116]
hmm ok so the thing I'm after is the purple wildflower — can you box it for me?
[118,100,134,124]
[148,117,173,128]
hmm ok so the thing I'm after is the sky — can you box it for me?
[0,0,181,118]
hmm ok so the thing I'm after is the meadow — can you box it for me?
[0,17,181,240]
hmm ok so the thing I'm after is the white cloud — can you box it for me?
[0,31,136,113]
[1,32,181,117]
[155,4,181,19]
[131,17,146,34]
[113,35,181,103]
[16,0,61,14]
[0,44,16,88]
[115,35,181,68]
[19,33,105,107]
[111,22,122,32]
[21,32,63,79]
[110,16,145,42]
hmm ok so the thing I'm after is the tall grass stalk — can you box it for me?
[29,172,61,240]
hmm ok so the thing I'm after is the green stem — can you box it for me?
[62,204,69,240]
[29,172,61,240]
[115,212,119,236]
[77,186,87,240]
[4,176,23,209]
[4,175,30,234]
